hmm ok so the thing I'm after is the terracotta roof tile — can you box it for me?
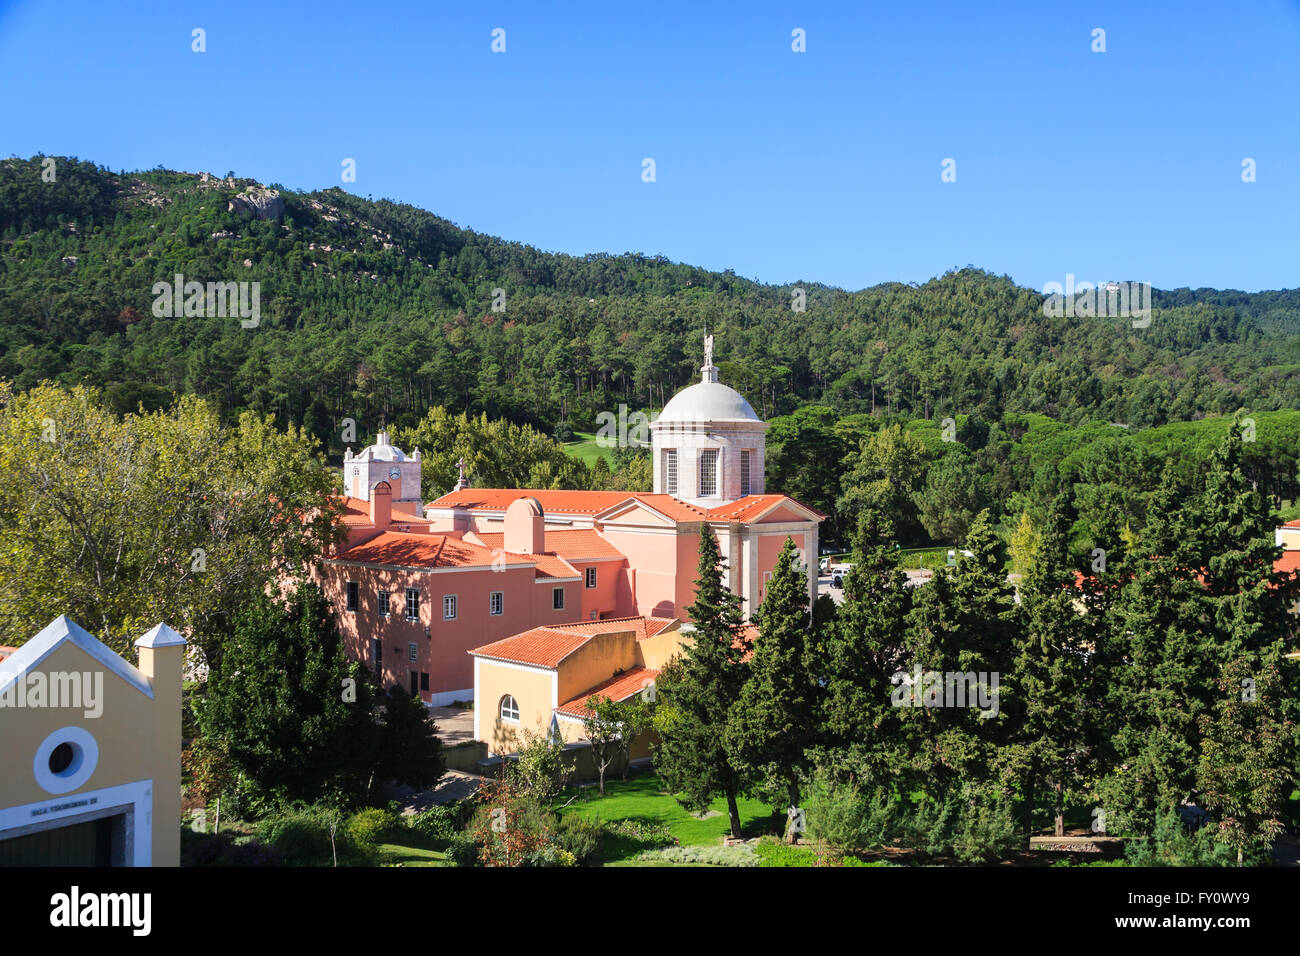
[469,616,679,667]
[334,532,500,569]
[429,489,634,514]
[475,529,626,561]
[336,496,430,528]
[470,627,591,668]
[555,667,660,719]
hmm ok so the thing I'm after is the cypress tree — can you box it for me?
[727,537,819,840]
[816,508,912,785]
[653,523,749,837]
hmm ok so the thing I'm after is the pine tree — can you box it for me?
[1010,494,1095,837]
[903,509,1015,800]
[653,524,749,837]
[727,537,818,840]
[816,508,912,784]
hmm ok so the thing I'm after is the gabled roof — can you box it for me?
[469,616,679,668]
[0,616,156,700]
[474,529,626,561]
[704,494,826,522]
[431,488,823,526]
[469,626,592,668]
[555,666,660,719]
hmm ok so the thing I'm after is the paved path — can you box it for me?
[428,706,475,747]
[391,770,489,813]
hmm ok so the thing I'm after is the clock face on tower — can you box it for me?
[388,467,400,481]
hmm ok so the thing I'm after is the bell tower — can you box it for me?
[344,430,424,515]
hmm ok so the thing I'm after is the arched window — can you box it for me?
[500,695,520,722]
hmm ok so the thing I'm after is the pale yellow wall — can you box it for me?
[637,624,687,671]
[476,660,554,755]
[556,631,637,705]
[0,639,182,866]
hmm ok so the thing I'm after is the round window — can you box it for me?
[33,727,99,795]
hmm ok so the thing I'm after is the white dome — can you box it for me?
[357,430,408,461]
[658,381,761,424]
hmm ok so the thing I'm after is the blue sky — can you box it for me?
[2,0,1297,293]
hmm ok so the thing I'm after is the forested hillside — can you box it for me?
[3,155,1299,455]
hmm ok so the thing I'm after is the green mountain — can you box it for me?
[2,155,1299,453]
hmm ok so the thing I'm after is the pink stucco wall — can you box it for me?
[320,563,584,700]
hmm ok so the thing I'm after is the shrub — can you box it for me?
[553,814,604,864]
[1124,807,1239,867]
[407,803,467,845]
[524,845,578,867]
[256,805,359,865]
[346,808,399,849]
[446,833,480,867]
[632,844,757,867]
[805,773,901,852]
[181,829,283,867]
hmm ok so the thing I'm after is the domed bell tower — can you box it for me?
[649,335,768,508]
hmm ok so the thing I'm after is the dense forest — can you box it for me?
[4,154,1300,461]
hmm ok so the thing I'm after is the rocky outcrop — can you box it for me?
[228,186,285,222]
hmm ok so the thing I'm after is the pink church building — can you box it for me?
[316,348,823,705]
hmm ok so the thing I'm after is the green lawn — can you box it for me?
[373,843,450,867]
[561,431,618,467]
[556,773,781,848]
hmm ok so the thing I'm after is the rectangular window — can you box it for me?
[371,639,381,673]
[443,594,457,620]
[740,450,752,496]
[345,581,359,612]
[490,591,504,616]
[553,587,565,611]
[585,567,597,589]
[408,642,418,663]
[377,590,390,616]
[405,587,420,621]
[420,672,429,691]
[700,449,719,497]
[664,449,678,495]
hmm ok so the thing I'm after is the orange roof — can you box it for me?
[555,666,660,719]
[469,616,679,667]
[0,645,17,662]
[431,488,824,525]
[734,624,758,663]
[474,529,626,561]
[705,494,789,521]
[546,615,677,640]
[1284,520,1300,528]
[334,531,501,569]
[337,496,430,528]
[471,626,592,668]
[1276,552,1300,576]
[430,489,634,514]
[527,553,580,580]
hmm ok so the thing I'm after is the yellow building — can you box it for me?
[0,616,185,867]
[470,616,686,757]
